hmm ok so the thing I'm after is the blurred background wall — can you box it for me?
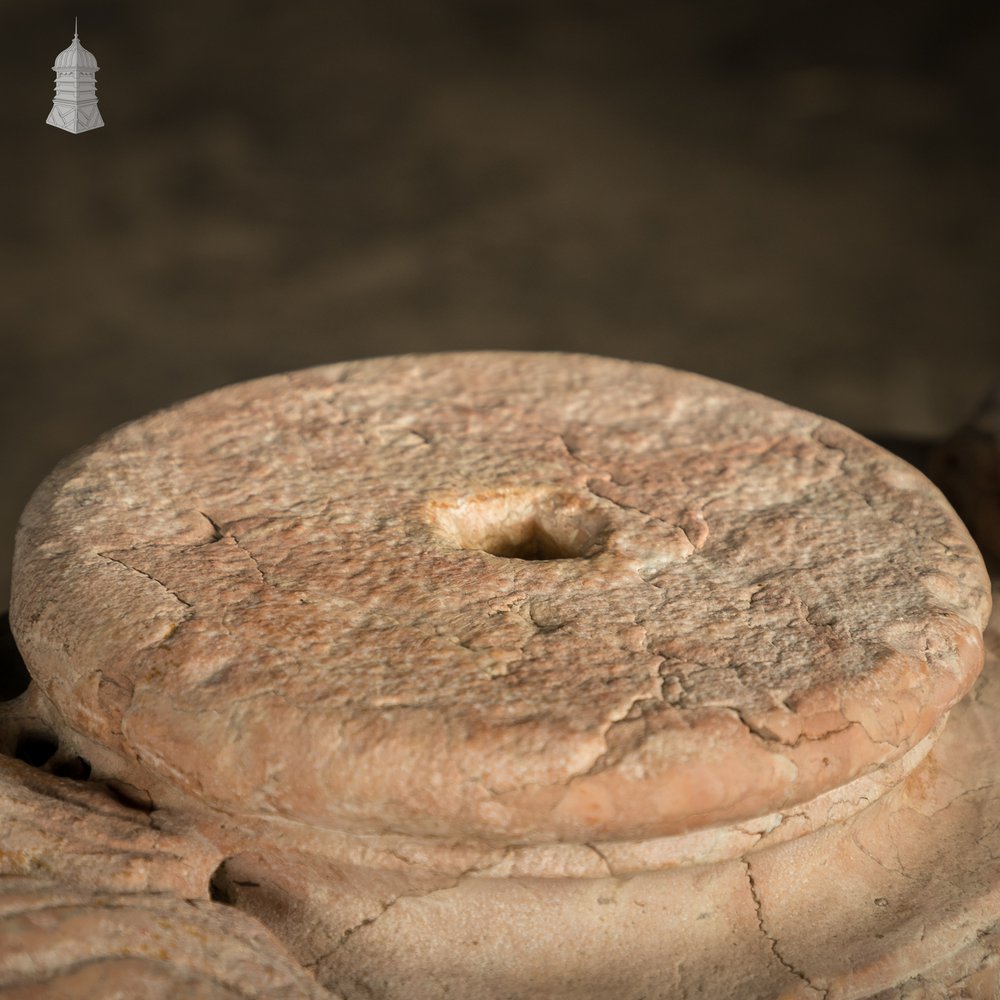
[1,0,998,608]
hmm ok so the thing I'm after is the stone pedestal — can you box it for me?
[0,354,995,998]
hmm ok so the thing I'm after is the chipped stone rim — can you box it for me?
[0,676,947,878]
[9,352,992,846]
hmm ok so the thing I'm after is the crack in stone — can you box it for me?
[975,815,1000,850]
[228,534,268,585]
[850,827,919,882]
[733,706,787,745]
[675,523,701,551]
[97,553,193,611]
[575,685,666,780]
[311,866,493,972]
[582,480,677,531]
[730,706,860,749]
[197,511,225,542]
[558,434,619,484]
[927,781,999,818]
[557,616,674,779]
[583,842,614,876]
[557,434,688,535]
[744,859,827,997]
[199,512,269,586]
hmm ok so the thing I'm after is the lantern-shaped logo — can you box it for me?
[46,19,104,134]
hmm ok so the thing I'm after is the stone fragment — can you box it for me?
[0,752,218,897]
[0,878,336,999]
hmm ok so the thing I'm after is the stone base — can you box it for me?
[0,355,996,997]
[0,587,997,997]
[206,594,1000,998]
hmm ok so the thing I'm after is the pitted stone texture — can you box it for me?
[0,878,336,999]
[187,582,1000,1000]
[735,581,1000,1000]
[2,605,999,1000]
[11,353,991,843]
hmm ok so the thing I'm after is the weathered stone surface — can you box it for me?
[869,924,1000,999]
[739,580,1000,1000]
[10,353,990,848]
[0,877,336,999]
[0,727,336,997]
[5,355,997,999]
[182,582,1000,1000]
[0,752,218,897]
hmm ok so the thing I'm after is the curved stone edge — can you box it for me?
[157,583,1000,1000]
[8,354,992,845]
[864,922,1000,999]
[0,594,997,997]
[0,672,944,880]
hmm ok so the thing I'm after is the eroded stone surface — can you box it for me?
[0,735,337,997]
[3,354,1000,999]
[170,583,1000,1000]
[10,354,990,846]
[741,581,1000,999]
[0,752,218,897]
[0,877,336,999]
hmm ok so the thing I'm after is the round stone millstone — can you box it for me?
[10,352,991,849]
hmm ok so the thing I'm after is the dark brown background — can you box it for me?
[2,1,998,609]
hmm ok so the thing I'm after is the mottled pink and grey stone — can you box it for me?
[4,353,1000,999]
[171,582,1000,1000]
[3,608,1000,999]
[10,352,990,846]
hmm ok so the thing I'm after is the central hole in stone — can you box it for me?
[481,520,581,561]
[432,491,609,561]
